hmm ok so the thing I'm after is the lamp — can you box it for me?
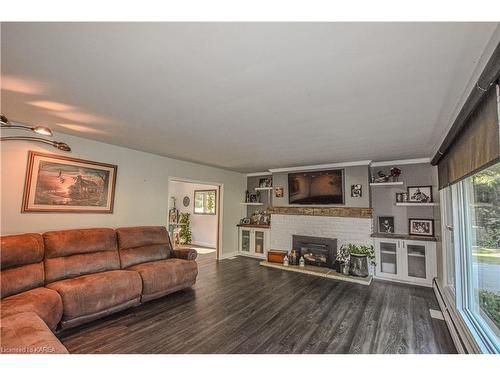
[0,114,71,152]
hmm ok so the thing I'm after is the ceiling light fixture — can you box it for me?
[0,114,71,152]
[0,136,71,152]
[0,114,53,136]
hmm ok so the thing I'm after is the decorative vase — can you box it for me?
[283,255,289,266]
[299,256,305,267]
[350,254,369,277]
[342,263,350,275]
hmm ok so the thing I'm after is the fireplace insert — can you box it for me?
[292,235,337,268]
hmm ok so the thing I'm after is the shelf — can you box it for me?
[254,187,272,191]
[370,181,404,186]
[240,202,264,206]
[395,202,438,207]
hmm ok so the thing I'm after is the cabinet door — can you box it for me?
[254,230,265,255]
[240,229,251,253]
[402,240,436,285]
[376,239,400,279]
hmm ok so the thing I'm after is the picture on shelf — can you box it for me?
[378,216,395,233]
[351,184,362,197]
[407,186,433,203]
[249,193,259,203]
[409,218,434,237]
[259,177,273,188]
[275,187,284,198]
[395,192,406,203]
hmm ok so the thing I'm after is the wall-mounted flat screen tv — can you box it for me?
[288,169,344,205]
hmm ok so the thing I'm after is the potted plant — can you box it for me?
[178,213,192,244]
[344,243,375,277]
[336,245,351,275]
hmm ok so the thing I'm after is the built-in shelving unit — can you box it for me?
[395,202,438,207]
[369,181,404,186]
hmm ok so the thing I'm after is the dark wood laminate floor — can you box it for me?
[58,253,457,354]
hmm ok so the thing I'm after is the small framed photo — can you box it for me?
[275,187,284,198]
[351,184,362,198]
[407,186,433,203]
[378,216,395,233]
[395,192,405,203]
[241,217,251,225]
[259,177,273,188]
[409,218,434,237]
[249,193,259,203]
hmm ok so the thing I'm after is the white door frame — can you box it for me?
[167,176,224,260]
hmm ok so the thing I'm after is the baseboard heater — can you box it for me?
[432,278,468,354]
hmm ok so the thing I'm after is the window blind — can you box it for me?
[437,83,500,189]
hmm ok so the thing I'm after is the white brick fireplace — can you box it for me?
[270,214,373,251]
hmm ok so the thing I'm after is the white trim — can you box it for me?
[219,251,238,260]
[268,160,372,173]
[246,171,272,177]
[370,157,431,167]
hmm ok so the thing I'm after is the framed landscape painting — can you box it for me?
[22,151,117,213]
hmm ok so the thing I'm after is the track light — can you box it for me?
[0,114,70,152]
[0,136,71,152]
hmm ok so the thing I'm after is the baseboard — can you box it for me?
[219,251,238,260]
[432,279,469,354]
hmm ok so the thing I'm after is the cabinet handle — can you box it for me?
[398,240,400,247]
[446,225,454,231]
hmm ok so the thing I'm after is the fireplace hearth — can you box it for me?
[292,235,337,269]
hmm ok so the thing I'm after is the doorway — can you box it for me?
[168,177,222,260]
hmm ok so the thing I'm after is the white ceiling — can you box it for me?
[1,23,498,172]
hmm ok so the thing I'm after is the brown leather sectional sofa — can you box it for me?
[0,226,198,354]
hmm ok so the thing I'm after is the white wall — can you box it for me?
[0,130,246,258]
[169,181,218,248]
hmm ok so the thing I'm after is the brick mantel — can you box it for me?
[267,206,372,219]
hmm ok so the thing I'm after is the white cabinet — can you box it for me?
[238,226,270,259]
[374,238,437,287]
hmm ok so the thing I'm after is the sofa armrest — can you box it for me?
[171,248,198,261]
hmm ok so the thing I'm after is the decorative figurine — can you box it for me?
[373,171,390,183]
[283,255,289,266]
[299,256,305,267]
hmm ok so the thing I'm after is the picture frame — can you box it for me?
[378,216,395,233]
[395,192,408,203]
[259,177,273,188]
[409,218,434,237]
[22,151,117,213]
[407,185,433,203]
[275,187,284,198]
[351,184,362,198]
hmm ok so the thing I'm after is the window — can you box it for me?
[442,162,500,353]
[461,163,500,351]
[194,190,216,215]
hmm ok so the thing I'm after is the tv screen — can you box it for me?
[288,169,344,205]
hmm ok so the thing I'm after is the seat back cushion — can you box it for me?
[116,226,172,268]
[1,233,45,298]
[43,228,120,283]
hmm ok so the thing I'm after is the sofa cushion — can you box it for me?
[128,258,198,297]
[1,233,45,298]
[46,270,142,320]
[116,226,172,268]
[0,312,68,354]
[1,287,63,331]
[43,228,120,283]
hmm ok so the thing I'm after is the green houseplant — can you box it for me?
[336,245,351,275]
[343,244,375,277]
[178,212,192,244]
